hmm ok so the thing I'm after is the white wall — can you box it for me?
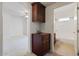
[2,2,33,55]
[54,3,77,19]
[54,18,77,40]
[3,2,25,55]
[54,3,77,44]
[54,18,77,44]
[3,2,39,56]
[77,3,79,53]
[0,2,2,56]
[54,3,77,55]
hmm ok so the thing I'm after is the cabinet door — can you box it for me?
[40,5,45,22]
[42,35,50,52]
[32,2,45,22]
[32,4,38,22]
[38,4,45,22]
[32,34,42,54]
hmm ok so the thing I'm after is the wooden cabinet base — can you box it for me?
[32,33,51,56]
[32,50,50,56]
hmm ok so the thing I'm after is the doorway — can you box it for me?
[54,3,77,56]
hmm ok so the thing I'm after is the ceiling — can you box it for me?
[31,2,72,7]
[41,2,56,7]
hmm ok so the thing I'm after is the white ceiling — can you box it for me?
[31,2,72,7]
[41,2,56,7]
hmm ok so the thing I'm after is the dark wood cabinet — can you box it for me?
[32,33,50,56]
[32,2,45,22]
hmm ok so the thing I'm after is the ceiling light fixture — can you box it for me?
[58,17,70,22]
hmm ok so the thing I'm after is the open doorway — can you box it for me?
[54,3,77,56]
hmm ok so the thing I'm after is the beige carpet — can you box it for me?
[54,40,75,56]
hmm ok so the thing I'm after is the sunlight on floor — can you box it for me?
[54,40,75,56]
